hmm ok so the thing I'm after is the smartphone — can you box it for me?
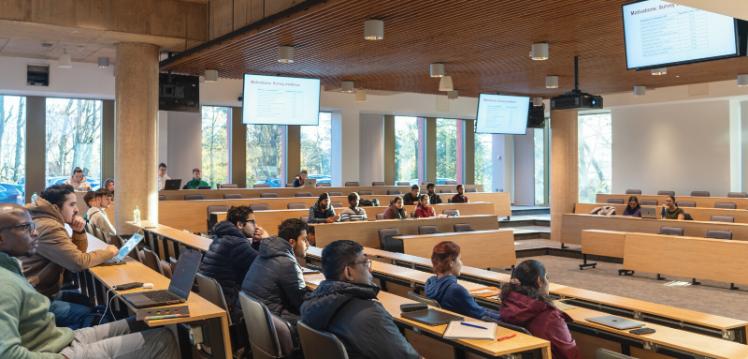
[629,327,656,335]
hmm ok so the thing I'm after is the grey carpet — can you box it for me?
[519,255,748,321]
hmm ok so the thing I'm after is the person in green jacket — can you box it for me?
[0,203,179,359]
[182,168,211,189]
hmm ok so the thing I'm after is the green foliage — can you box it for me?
[578,113,612,203]
[474,133,492,191]
[436,118,458,180]
[0,96,26,197]
[201,106,230,187]
[394,116,419,181]
[246,124,284,186]
[300,113,332,176]
[46,98,102,182]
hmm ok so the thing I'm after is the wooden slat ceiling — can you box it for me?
[160,0,748,97]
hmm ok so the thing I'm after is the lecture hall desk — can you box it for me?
[391,229,516,270]
[596,193,748,210]
[575,202,748,223]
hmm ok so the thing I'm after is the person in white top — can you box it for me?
[64,167,92,192]
[85,189,116,237]
[158,162,171,190]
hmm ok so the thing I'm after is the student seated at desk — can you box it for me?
[339,192,368,222]
[500,260,580,359]
[182,168,211,189]
[308,192,338,224]
[426,183,443,204]
[623,196,641,217]
[157,162,171,191]
[200,206,267,323]
[64,167,92,192]
[414,194,436,218]
[383,196,408,219]
[450,184,469,203]
[662,195,686,220]
[402,184,421,205]
[23,184,118,329]
[300,240,420,359]
[424,241,500,322]
[241,218,309,321]
[292,169,308,187]
[86,189,116,237]
[0,203,179,359]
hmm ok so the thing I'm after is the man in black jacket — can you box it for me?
[426,183,443,205]
[300,240,420,359]
[241,218,309,321]
[402,184,421,205]
[200,206,267,323]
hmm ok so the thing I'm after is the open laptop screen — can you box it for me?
[168,249,203,299]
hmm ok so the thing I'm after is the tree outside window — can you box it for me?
[474,133,493,191]
[578,112,612,203]
[201,106,230,188]
[394,116,419,184]
[0,96,26,204]
[300,112,332,185]
[247,125,285,187]
[45,98,102,190]
[436,118,458,183]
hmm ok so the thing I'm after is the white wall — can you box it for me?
[513,130,535,205]
[611,100,731,196]
[162,111,202,182]
[358,114,385,186]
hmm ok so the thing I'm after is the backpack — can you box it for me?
[359,199,379,207]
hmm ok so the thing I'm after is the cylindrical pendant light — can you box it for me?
[438,76,454,92]
[364,20,384,41]
[278,46,295,63]
[530,42,549,61]
[430,63,445,78]
[545,75,559,89]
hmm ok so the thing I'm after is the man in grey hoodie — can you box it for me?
[299,240,419,359]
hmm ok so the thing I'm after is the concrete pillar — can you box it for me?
[25,96,46,203]
[286,125,301,184]
[114,43,159,233]
[230,106,246,187]
[384,115,395,185]
[550,109,579,242]
[425,117,436,183]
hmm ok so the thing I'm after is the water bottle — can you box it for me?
[30,192,38,204]
[133,206,141,225]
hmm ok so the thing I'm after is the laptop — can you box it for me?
[101,233,145,265]
[304,178,317,188]
[164,179,182,190]
[401,308,463,326]
[587,315,644,330]
[640,206,657,219]
[121,249,203,308]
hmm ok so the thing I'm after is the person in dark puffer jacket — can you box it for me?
[241,218,309,321]
[300,240,419,359]
[199,206,266,323]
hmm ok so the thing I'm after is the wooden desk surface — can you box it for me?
[596,193,748,210]
[562,305,748,359]
[576,202,748,223]
[129,221,212,252]
[303,273,551,358]
[393,229,516,270]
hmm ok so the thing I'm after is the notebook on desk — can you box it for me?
[443,320,497,340]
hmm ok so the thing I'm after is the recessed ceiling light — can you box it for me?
[529,42,549,61]
[364,19,384,41]
[650,67,667,76]
[341,80,355,93]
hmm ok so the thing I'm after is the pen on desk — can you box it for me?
[497,333,517,341]
[460,322,488,330]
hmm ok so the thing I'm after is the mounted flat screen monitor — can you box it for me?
[242,74,320,125]
[623,0,738,70]
[475,94,529,135]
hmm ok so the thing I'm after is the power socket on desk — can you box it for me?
[135,305,190,321]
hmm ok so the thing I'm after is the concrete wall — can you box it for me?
[358,114,385,186]
[162,111,203,183]
[513,130,536,205]
[611,100,731,196]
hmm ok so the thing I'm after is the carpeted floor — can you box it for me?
[516,254,748,321]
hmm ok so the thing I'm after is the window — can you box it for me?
[46,98,102,190]
[578,112,612,203]
[436,118,459,183]
[474,133,494,192]
[300,112,332,186]
[394,116,420,184]
[247,125,285,187]
[533,127,547,205]
[0,96,26,204]
[201,106,231,187]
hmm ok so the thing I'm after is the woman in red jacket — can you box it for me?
[413,194,436,218]
[500,260,580,359]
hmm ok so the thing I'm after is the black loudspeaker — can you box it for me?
[159,73,200,112]
[527,104,545,128]
[27,65,49,86]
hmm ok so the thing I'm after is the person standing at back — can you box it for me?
[200,206,266,323]
[293,170,308,187]
[241,218,309,321]
[64,167,91,192]
[402,184,421,205]
[157,163,171,190]
[500,260,580,359]
[300,240,420,359]
[183,168,210,189]
[22,184,118,329]
[450,184,469,203]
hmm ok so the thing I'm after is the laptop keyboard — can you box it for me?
[142,291,180,302]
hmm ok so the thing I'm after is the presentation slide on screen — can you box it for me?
[242,74,320,125]
[475,94,529,135]
[623,0,736,69]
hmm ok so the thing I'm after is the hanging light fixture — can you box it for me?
[364,19,384,40]
[58,50,72,69]
[447,90,459,99]
[532,97,543,106]
[737,74,748,87]
[438,76,454,92]
[650,67,667,76]
[529,42,549,61]
[204,69,219,82]
[545,75,559,89]
[355,89,367,102]
[429,63,446,78]
[277,46,295,63]
[340,80,355,93]
[633,85,646,96]
[97,57,110,69]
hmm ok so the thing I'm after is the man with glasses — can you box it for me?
[0,203,180,358]
[241,218,310,322]
[300,240,420,359]
[199,206,267,323]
